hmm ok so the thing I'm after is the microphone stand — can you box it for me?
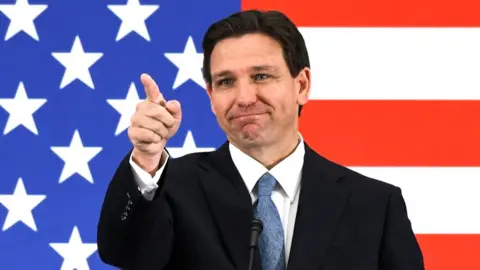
[248,219,263,270]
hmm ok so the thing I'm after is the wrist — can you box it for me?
[132,148,164,175]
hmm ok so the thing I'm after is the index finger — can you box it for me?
[141,73,166,105]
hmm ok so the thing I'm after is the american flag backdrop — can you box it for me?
[0,0,478,269]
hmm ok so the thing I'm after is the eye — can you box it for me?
[254,74,270,80]
[216,78,233,87]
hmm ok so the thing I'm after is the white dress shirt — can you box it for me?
[129,135,305,265]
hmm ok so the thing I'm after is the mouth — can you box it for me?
[230,113,266,120]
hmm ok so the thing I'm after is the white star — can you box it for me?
[51,36,103,89]
[167,130,215,158]
[0,178,46,232]
[49,226,97,270]
[165,36,205,90]
[107,82,143,136]
[0,0,47,41]
[50,130,102,184]
[0,81,47,135]
[108,0,159,42]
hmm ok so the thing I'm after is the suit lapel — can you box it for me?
[287,143,349,270]
[197,142,259,270]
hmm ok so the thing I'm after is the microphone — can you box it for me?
[248,219,263,270]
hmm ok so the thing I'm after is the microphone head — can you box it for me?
[250,219,263,233]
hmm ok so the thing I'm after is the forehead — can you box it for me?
[209,33,287,74]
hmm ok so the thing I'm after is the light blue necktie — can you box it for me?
[254,172,286,270]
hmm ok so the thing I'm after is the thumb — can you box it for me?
[165,100,182,121]
[141,73,164,104]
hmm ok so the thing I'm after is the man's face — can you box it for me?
[206,33,310,148]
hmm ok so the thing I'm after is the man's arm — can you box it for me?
[130,149,170,201]
[97,149,173,269]
[379,186,425,269]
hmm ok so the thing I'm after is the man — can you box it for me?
[97,9,424,270]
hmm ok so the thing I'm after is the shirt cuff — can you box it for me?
[129,149,169,200]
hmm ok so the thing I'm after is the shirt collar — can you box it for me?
[229,133,305,203]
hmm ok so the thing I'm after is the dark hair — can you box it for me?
[201,9,310,116]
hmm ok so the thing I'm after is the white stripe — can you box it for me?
[300,27,480,100]
[347,166,480,234]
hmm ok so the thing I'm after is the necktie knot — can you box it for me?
[257,172,277,197]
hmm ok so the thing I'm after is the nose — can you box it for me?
[235,81,257,107]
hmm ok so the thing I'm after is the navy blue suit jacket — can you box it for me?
[97,141,424,269]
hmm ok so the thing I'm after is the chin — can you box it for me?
[240,124,263,138]
[237,130,267,147]
[225,124,269,146]
[241,131,260,141]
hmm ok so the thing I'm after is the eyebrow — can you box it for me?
[211,65,279,81]
[251,65,279,72]
[211,70,233,81]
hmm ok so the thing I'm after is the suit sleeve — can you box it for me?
[97,149,174,269]
[130,150,170,201]
[379,186,425,270]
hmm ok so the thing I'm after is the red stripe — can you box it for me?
[417,234,480,269]
[298,100,480,166]
[241,0,480,26]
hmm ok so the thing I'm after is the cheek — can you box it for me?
[265,87,295,112]
[211,96,230,118]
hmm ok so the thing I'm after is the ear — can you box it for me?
[296,67,311,106]
[205,83,216,114]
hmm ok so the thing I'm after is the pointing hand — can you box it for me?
[128,73,182,171]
